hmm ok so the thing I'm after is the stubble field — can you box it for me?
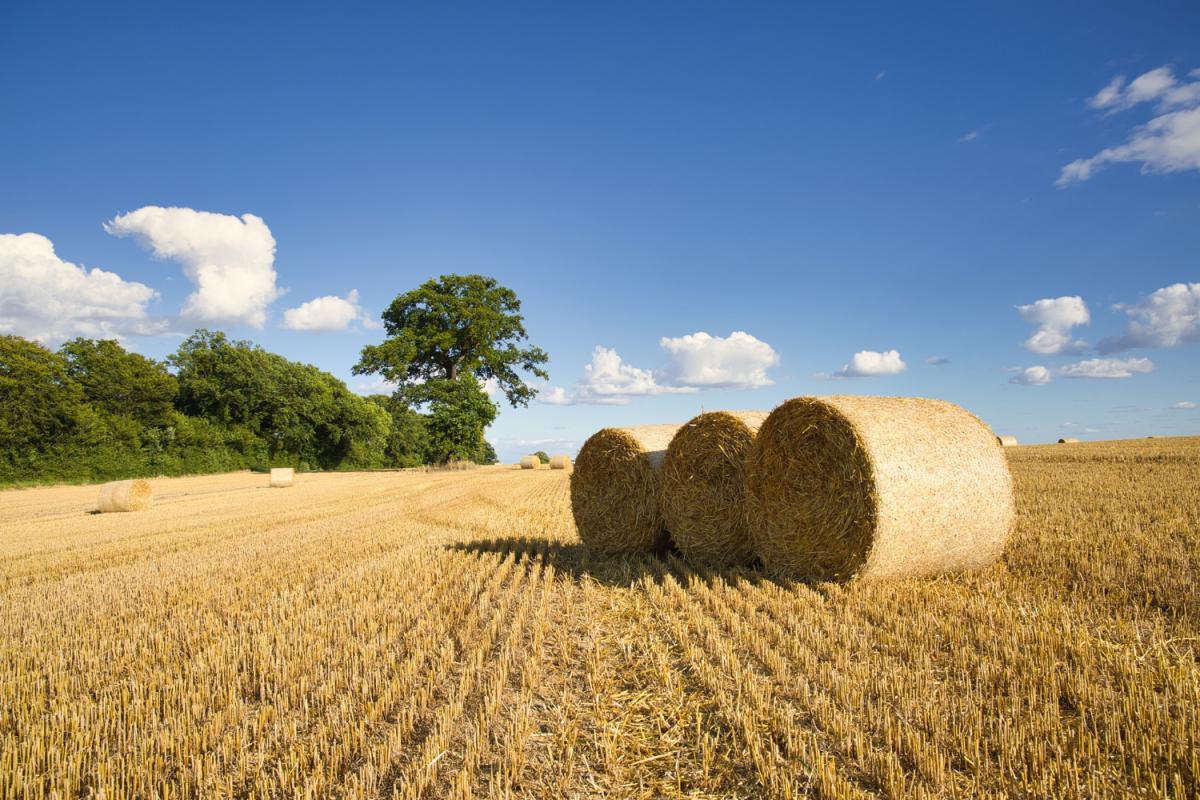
[1,437,1198,799]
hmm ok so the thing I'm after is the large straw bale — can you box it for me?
[97,479,153,513]
[570,424,680,555]
[1058,437,1079,444]
[270,467,295,487]
[997,435,1019,447]
[548,454,572,470]
[745,396,1015,582]
[519,455,539,470]
[660,411,769,567]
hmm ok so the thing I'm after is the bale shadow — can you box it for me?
[446,534,791,592]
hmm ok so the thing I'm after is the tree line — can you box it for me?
[0,274,548,487]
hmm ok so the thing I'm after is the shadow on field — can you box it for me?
[446,535,787,591]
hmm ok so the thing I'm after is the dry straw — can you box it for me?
[997,435,1019,447]
[745,396,1015,582]
[571,424,680,555]
[519,456,539,470]
[548,455,572,470]
[660,411,769,568]
[1058,437,1080,444]
[97,479,153,513]
[270,468,295,487]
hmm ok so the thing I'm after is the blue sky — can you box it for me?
[2,1,1197,460]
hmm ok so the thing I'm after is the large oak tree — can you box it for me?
[353,274,549,407]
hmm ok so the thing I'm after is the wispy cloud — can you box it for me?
[1058,357,1154,379]
[1059,65,1200,186]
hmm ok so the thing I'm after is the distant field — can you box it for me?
[1,438,1197,799]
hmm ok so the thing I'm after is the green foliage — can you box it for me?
[170,330,389,470]
[533,450,550,464]
[353,274,546,463]
[60,338,178,428]
[0,332,396,487]
[368,395,429,467]
[354,274,549,407]
[423,377,498,464]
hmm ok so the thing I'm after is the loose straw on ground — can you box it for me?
[519,456,539,470]
[571,424,680,555]
[997,435,1019,447]
[97,479,153,513]
[745,396,1015,582]
[270,468,295,487]
[548,455,572,470]
[660,411,769,568]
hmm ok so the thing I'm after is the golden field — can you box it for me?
[1,437,1197,799]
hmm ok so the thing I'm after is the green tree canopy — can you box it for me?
[170,330,390,470]
[423,376,499,464]
[353,274,549,407]
[59,338,178,428]
[0,336,96,462]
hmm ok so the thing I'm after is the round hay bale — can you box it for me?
[660,411,769,568]
[519,455,539,470]
[997,435,1018,447]
[270,467,295,487]
[745,396,1015,582]
[570,424,680,555]
[97,479,153,513]
[1057,437,1079,444]
[548,454,572,470]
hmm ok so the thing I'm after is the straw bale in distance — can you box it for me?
[519,455,539,470]
[745,396,1015,582]
[997,435,1019,447]
[1058,437,1079,444]
[660,411,769,568]
[548,454,572,470]
[270,468,295,487]
[97,479,153,513]
[571,424,680,555]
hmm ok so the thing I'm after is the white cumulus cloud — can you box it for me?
[567,346,690,405]
[658,331,779,389]
[832,349,907,378]
[1009,366,1052,386]
[538,386,571,406]
[1059,357,1154,379]
[1016,295,1090,354]
[0,232,164,343]
[105,206,281,328]
[282,289,371,332]
[541,331,779,405]
[1172,400,1197,410]
[1060,66,1200,186]
[1099,282,1200,353]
